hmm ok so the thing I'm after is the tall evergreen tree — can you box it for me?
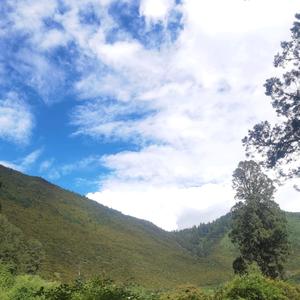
[243,14,300,178]
[230,161,289,278]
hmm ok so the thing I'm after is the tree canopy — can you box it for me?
[0,214,44,275]
[230,161,289,278]
[243,14,300,178]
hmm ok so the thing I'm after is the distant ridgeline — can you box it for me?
[173,214,232,257]
[0,164,300,287]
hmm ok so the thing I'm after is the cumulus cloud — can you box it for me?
[84,0,300,229]
[0,93,34,144]
[87,182,235,231]
[3,0,300,229]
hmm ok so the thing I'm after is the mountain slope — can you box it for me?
[174,211,300,284]
[0,165,231,288]
[0,164,299,288]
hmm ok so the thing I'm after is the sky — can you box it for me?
[0,0,300,231]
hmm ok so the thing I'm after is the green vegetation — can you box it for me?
[243,14,300,178]
[0,263,55,300]
[1,164,300,288]
[0,165,231,287]
[230,161,289,278]
[0,214,44,275]
[173,214,231,257]
[214,268,300,300]
[0,262,300,300]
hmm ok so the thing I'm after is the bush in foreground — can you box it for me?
[1,262,300,300]
[159,285,210,300]
[214,271,300,300]
[0,264,55,300]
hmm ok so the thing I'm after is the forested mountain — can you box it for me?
[0,164,300,288]
[173,214,232,257]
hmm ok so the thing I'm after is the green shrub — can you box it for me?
[43,277,147,300]
[42,283,75,300]
[0,264,14,290]
[73,277,141,300]
[160,285,210,300]
[214,271,300,300]
[5,274,55,300]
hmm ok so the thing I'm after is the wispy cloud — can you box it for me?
[0,92,34,144]
[0,149,43,172]
[21,149,43,169]
[40,156,102,180]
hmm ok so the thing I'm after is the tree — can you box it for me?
[230,161,289,278]
[243,14,300,178]
[0,181,2,213]
[0,214,45,275]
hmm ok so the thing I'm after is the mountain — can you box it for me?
[0,165,232,288]
[173,209,300,284]
[0,164,299,288]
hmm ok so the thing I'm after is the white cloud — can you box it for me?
[0,161,23,172]
[0,149,42,173]
[39,29,69,50]
[88,182,235,231]
[0,93,34,144]
[276,179,300,213]
[184,0,299,35]
[40,156,102,180]
[10,0,58,33]
[39,159,55,172]
[4,0,300,229]
[140,0,175,24]
[21,149,43,168]
[82,0,300,230]
[14,50,66,104]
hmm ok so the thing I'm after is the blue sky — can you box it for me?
[1,0,300,230]
[0,0,183,193]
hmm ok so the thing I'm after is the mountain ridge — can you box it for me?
[0,164,231,287]
[0,164,300,287]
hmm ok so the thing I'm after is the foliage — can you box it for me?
[243,14,300,178]
[1,258,300,300]
[230,161,289,278]
[39,277,158,300]
[2,164,300,287]
[232,161,275,202]
[0,264,14,290]
[214,269,300,300]
[0,164,232,287]
[0,214,45,275]
[173,214,231,257]
[160,285,210,300]
[0,263,56,300]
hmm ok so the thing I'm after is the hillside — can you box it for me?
[0,164,300,288]
[173,211,300,284]
[0,165,232,288]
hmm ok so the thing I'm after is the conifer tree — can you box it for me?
[230,160,289,278]
[243,14,300,178]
